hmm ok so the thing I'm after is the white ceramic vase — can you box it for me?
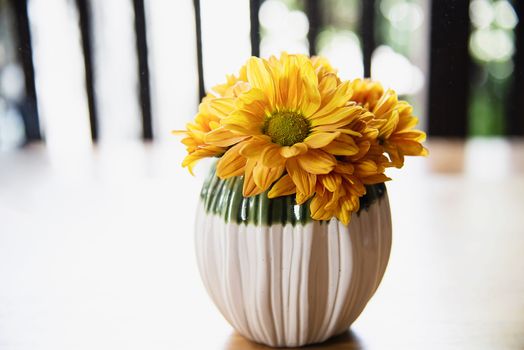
[195,168,392,348]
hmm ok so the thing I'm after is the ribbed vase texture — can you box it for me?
[195,180,392,347]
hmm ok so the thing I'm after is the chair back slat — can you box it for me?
[305,0,321,56]
[508,0,524,136]
[359,0,376,78]
[250,0,261,57]
[9,0,41,142]
[76,0,98,141]
[428,0,470,137]
[133,0,153,140]
[193,0,206,101]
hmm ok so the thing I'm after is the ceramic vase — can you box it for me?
[195,167,392,347]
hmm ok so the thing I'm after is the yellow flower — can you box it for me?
[211,64,249,97]
[205,53,369,203]
[349,78,384,111]
[370,89,429,168]
[171,96,223,174]
[310,162,366,224]
[174,53,428,225]
[172,69,249,174]
[343,114,391,185]
[346,79,428,168]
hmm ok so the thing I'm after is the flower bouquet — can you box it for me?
[174,53,427,347]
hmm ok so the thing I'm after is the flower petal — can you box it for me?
[253,163,284,191]
[310,194,333,221]
[310,80,352,118]
[280,142,308,158]
[181,146,224,175]
[246,57,275,108]
[304,132,340,149]
[239,136,272,158]
[383,144,403,168]
[310,106,361,127]
[208,97,236,117]
[216,144,247,178]
[317,73,338,95]
[235,87,270,118]
[243,159,265,197]
[321,134,360,156]
[396,115,419,132]
[205,127,248,147]
[268,175,296,198]
[361,174,391,185]
[260,144,285,167]
[297,57,321,116]
[393,130,427,143]
[286,158,316,204]
[296,149,336,174]
[336,206,351,225]
[379,110,400,139]
[348,140,371,161]
[312,126,361,137]
[334,162,354,174]
[320,173,341,192]
[394,139,427,156]
[221,110,264,134]
[373,89,398,117]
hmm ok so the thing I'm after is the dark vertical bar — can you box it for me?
[76,0,98,141]
[250,0,261,57]
[132,0,153,140]
[193,0,205,101]
[428,0,470,137]
[305,0,321,56]
[10,0,41,141]
[507,0,524,136]
[360,0,376,78]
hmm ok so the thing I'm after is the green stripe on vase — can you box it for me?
[200,165,386,226]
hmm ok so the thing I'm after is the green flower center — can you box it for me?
[262,111,310,147]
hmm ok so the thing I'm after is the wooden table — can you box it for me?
[1,138,523,349]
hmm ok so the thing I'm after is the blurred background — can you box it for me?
[0,0,523,349]
[0,0,522,150]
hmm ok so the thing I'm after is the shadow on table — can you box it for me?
[224,330,364,349]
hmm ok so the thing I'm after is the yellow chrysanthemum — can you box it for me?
[171,96,224,174]
[348,78,384,111]
[348,79,428,168]
[310,162,366,224]
[370,89,428,168]
[342,114,391,185]
[204,53,370,205]
[172,69,250,174]
[174,53,428,224]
